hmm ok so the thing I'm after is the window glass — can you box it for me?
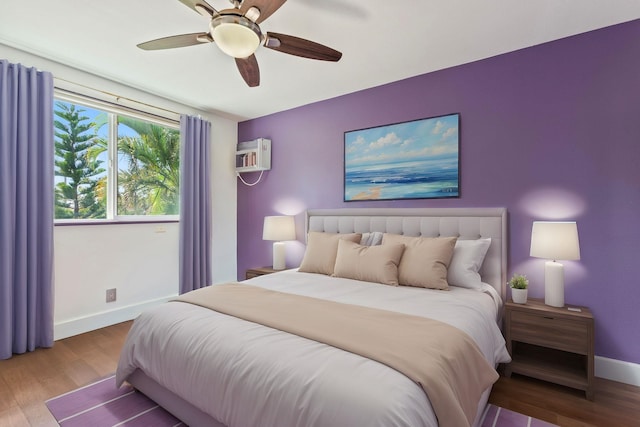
[54,101,107,219]
[53,99,180,221]
[117,116,180,216]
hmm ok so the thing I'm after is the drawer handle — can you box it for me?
[543,316,555,320]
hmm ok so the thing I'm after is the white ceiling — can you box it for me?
[1,1,639,121]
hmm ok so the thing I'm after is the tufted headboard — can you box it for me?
[306,208,508,300]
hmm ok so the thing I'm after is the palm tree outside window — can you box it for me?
[53,99,180,221]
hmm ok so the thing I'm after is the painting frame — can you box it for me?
[343,113,460,202]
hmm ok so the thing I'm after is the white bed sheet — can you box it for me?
[116,270,511,427]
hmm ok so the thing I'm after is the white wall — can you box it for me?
[53,223,181,338]
[1,44,238,339]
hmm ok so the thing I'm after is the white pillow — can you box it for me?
[447,238,491,290]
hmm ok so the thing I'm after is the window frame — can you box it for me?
[53,90,181,224]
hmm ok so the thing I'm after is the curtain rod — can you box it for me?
[53,76,181,121]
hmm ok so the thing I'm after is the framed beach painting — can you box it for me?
[344,113,460,201]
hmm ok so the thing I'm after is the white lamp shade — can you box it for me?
[530,221,580,261]
[263,216,296,241]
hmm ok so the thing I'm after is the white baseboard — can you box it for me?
[595,356,640,387]
[54,295,177,340]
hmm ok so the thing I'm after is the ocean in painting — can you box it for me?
[344,113,460,200]
[345,156,459,201]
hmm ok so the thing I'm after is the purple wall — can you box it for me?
[238,20,640,364]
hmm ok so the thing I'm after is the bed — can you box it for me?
[116,208,511,427]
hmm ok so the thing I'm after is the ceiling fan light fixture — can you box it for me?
[211,14,262,58]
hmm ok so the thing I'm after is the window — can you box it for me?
[53,97,180,221]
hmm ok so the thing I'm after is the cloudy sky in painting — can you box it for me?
[345,114,459,167]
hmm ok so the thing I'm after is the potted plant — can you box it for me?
[509,274,529,304]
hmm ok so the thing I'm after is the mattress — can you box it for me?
[116,269,511,427]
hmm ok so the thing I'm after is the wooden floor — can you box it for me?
[490,375,640,426]
[1,322,639,427]
[0,321,132,427]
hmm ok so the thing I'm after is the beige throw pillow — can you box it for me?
[382,234,457,289]
[298,232,362,275]
[333,240,405,286]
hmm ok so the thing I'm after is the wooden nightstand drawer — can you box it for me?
[245,267,278,280]
[510,310,589,354]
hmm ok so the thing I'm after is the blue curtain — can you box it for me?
[0,60,55,359]
[179,115,212,294]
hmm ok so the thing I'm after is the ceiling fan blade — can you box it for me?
[235,55,260,87]
[240,0,287,24]
[137,33,212,50]
[264,32,342,61]
[178,0,217,17]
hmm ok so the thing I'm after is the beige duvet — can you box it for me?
[117,270,511,427]
[177,282,499,427]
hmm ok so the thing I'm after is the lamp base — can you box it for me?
[272,241,286,270]
[544,260,565,307]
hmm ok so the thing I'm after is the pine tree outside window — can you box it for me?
[53,98,180,222]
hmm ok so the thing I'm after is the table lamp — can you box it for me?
[530,221,581,307]
[263,216,296,270]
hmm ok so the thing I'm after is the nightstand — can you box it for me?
[245,266,278,280]
[504,298,594,400]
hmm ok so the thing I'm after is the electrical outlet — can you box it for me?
[106,288,117,303]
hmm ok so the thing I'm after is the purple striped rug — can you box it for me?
[47,375,558,427]
[481,403,558,427]
[46,375,184,427]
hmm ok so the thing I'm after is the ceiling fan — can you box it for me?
[137,0,342,87]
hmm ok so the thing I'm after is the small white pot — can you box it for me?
[511,288,528,304]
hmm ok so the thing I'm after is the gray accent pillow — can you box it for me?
[360,231,384,246]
